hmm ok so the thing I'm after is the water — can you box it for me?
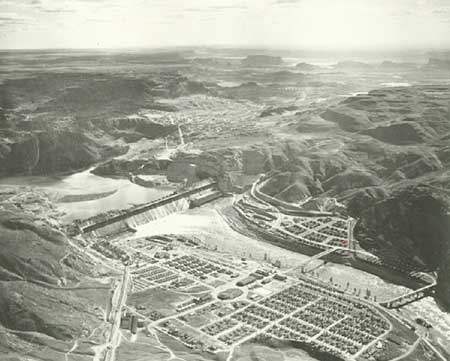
[129,201,409,297]
[0,167,173,222]
[92,199,191,237]
[127,198,190,228]
[380,82,411,87]
[400,298,450,346]
[127,200,450,358]
[131,205,313,266]
[129,201,450,351]
[131,206,411,301]
[218,80,242,88]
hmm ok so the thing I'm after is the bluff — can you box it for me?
[295,62,320,71]
[249,85,450,308]
[349,184,450,307]
[0,194,110,359]
[242,55,283,67]
[0,130,126,176]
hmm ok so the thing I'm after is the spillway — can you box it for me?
[127,198,190,227]
[81,180,219,238]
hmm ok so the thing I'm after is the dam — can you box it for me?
[77,179,220,238]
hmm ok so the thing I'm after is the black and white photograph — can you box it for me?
[0,1,449,360]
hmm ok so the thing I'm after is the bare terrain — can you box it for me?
[0,48,449,361]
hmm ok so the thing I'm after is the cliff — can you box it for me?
[242,55,283,67]
[350,185,450,267]
[295,62,320,71]
[424,57,450,70]
[247,85,450,308]
[0,71,211,177]
[437,251,450,309]
[333,61,374,71]
[362,122,435,145]
[349,184,450,306]
[98,118,177,142]
[0,130,127,176]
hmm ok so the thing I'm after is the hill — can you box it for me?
[242,55,283,67]
[231,85,450,308]
[0,70,219,175]
[295,62,320,71]
[0,189,111,359]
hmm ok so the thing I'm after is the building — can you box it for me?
[273,274,287,282]
[236,275,257,287]
[189,190,222,208]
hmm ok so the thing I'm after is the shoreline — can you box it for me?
[57,189,118,203]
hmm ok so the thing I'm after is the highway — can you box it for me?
[103,267,131,361]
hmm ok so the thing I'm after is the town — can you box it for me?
[75,188,440,361]
[65,171,446,361]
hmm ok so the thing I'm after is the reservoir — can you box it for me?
[0,167,173,222]
[1,173,449,350]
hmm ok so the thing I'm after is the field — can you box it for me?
[129,287,190,317]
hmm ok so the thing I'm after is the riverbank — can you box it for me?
[128,199,420,303]
[235,206,427,292]
[57,190,118,203]
[0,167,175,222]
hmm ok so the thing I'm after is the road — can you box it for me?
[64,340,79,361]
[422,338,448,361]
[103,267,131,361]
[88,182,438,361]
[348,217,357,253]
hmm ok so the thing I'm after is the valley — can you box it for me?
[0,48,449,361]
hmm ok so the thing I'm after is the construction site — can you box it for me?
[75,180,443,361]
[67,127,442,361]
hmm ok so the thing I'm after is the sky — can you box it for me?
[0,0,449,50]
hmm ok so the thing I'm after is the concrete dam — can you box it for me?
[79,179,221,238]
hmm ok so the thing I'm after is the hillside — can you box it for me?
[242,55,283,67]
[0,71,219,175]
[136,84,450,308]
[0,49,449,360]
[0,130,127,176]
[256,85,450,307]
[0,190,111,359]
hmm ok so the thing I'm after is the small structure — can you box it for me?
[189,189,222,208]
[273,274,287,282]
[237,275,257,287]
[130,315,138,334]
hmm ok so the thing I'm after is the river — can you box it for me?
[2,172,449,356]
[131,198,411,302]
[0,167,173,222]
[129,198,450,349]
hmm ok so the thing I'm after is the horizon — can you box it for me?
[1,45,450,52]
[1,0,449,50]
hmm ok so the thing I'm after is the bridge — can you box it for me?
[297,247,338,274]
[80,179,218,234]
[379,281,437,309]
